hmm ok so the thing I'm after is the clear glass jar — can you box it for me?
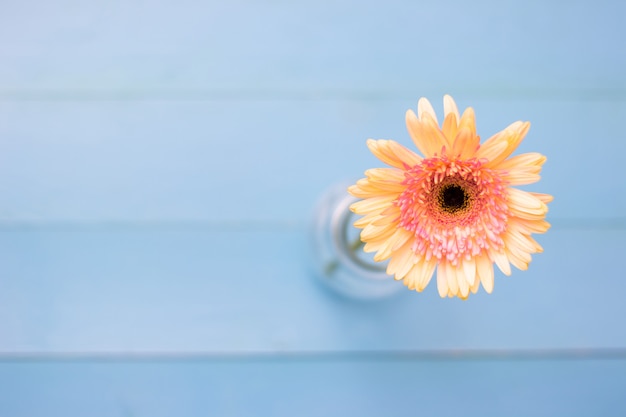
[309,182,402,299]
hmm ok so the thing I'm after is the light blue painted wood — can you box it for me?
[0,98,624,222]
[1,0,624,412]
[0,0,624,95]
[0,357,624,417]
[0,226,623,353]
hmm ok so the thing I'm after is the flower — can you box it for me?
[348,95,552,299]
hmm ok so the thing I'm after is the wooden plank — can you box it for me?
[0,0,624,95]
[0,226,623,353]
[0,357,624,417]
[0,98,623,222]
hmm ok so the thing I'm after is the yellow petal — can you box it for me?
[373,228,411,261]
[371,211,401,227]
[387,140,422,167]
[364,167,405,182]
[501,170,541,186]
[406,110,448,157]
[436,264,448,297]
[445,261,459,296]
[491,250,511,276]
[505,246,531,271]
[348,179,404,198]
[475,138,509,162]
[363,241,384,253]
[418,97,438,125]
[461,257,476,286]
[386,246,415,278]
[361,222,395,241]
[367,139,422,169]
[455,263,470,299]
[421,112,453,150]
[482,121,531,167]
[507,188,549,219]
[403,262,425,291]
[443,94,460,120]
[476,122,519,160]
[391,227,413,250]
[498,152,547,185]
[417,259,437,291]
[353,212,383,228]
[350,195,396,215]
[505,230,541,254]
[508,218,551,234]
[476,254,494,293]
[470,272,481,294]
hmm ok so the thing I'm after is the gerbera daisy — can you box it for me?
[348,95,551,299]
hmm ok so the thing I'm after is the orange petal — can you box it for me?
[481,121,531,167]
[497,152,546,170]
[441,113,459,145]
[367,139,422,169]
[529,192,554,204]
[458,107,477,136]
[421,112,453,151]
[406,110,449,157]
[451,127,480,159]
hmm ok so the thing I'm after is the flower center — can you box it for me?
[427,175,478,224]
[394,156,510,265]
[440,184,469,213]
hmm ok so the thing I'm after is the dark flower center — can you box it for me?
[439,184,469,213]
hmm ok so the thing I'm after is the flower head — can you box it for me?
[348,95,551,299]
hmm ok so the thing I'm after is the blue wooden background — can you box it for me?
[1,0,626,415]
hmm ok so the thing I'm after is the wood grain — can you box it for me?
[0,0,624,414]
